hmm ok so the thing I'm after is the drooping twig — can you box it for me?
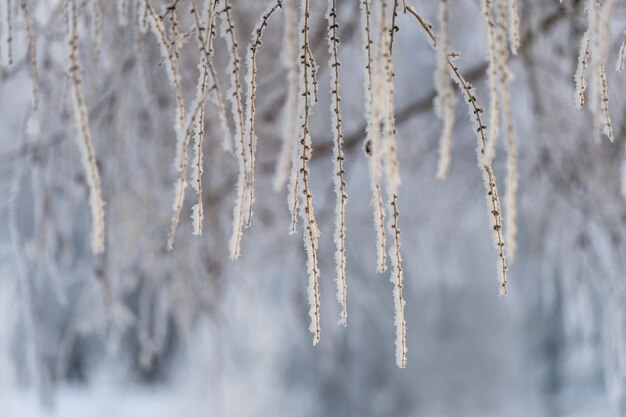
[408,5,508,295]
[243,0,283,227]
[68,0,106,254]
[326,0,348,326]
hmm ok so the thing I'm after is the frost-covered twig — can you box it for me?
[599,64,614,141]
[447,59,508,295]
[167,81,215,250]
[327,0,348,326]
[191,66,209,236]
[221,0,249,260]
[21,0,39,132]
[389,0,400,53]
[574,31,590,109]
[190,0,232,153]
[243,0,283,227]
[382,0,405,369]
[481,0,500,165]
[274,0,299,193]
[4,0,13,65]
[292,0,321,344]
[388,195,406,368]
[405,5,435,48]
[146,3,185,129]
[507,0,520,55]
[496,0,518,260]
[360,0,387,273]
[68,0,106,254]
[408,5,508,294]
[434,0,456,180]
[381,0,400,194]
[92,0,102,62]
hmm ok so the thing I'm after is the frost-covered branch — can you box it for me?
[243,0,283,227]
[221,0,249,261]
[360,0,387,273]
[326,0,348,326]
[68,0,106,254]
[292,0,321,344]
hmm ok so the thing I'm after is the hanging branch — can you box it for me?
[91,0,102,62]
[190,0,232,153]
[507,0,520,55]
[243,0,283,227]
[68,0,106,254]
[291,0,322,345]
[381,0,406,368]
[574,31,590,109]
[496,0,518,261]
[408,5,508,295]
[274,0,300,193]
[326,0,348,326]
[360,0,387,273]
[389,194,406,368]
[5,0,14,65]
[146,2,185,130]
[434,0,456,180]
[21,0,39,133]
[191,66,209,236]
[480,0,500,166]
[167,82,214,250]
[221,0,249,261]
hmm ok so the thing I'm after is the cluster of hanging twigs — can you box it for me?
[14,0,626,368]
[5,0,522,368]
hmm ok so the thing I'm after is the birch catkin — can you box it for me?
[68,0,105,254]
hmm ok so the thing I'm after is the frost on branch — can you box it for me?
[448,60,508,295]
[576,0,613,142]
[146,3,185,130]
[408,5,508,294]
[190,0,232,154]
[274,0,300,194]
[434,0,457,180]
[221,0,249,261]
[167,76,213,250]
[481,0,500,166]
[243,0,283,228]
[291,0,321,344]
[68,0,105,254]
[326,0,348,326]
[360,0,387,273]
